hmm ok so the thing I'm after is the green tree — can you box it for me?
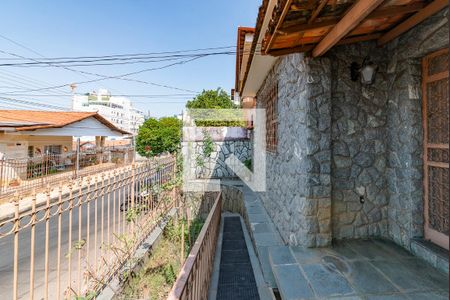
[136,116,182,157]
[185,88,236,109]
[185,88,244,127]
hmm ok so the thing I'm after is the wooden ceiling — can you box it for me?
[261,0,448,56]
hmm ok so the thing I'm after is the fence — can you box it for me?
[0,155,177,300]
[0,148,135,198]
[168,191,222,300]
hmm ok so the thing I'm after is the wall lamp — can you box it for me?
[350,57,378,85]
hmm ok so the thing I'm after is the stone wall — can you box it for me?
[257,53,333,247]
[183,185,245,219]
[384,9,448,248]
[183,127,252,179]
[328,43,389,240]
[255,8,448,248]
[183,191,219,220]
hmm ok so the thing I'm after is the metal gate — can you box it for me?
[422,48,449,250]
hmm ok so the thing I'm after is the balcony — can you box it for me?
[167,181,449,300]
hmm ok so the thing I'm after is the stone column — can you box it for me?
[257,53,332,247]
[301,57,332,247]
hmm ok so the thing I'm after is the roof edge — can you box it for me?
[241,0,271,95]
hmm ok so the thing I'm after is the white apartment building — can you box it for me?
[72,89,145,136]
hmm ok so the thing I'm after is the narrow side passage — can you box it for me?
[217,216,260,300]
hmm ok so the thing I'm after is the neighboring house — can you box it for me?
[72,139,132,151]
[0,110,130,159]
[236,0,448,262]
[79,141,96,152]
[104,138,131,149]
[73,88,145,135]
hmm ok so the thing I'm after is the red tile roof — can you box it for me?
[0,110,130,135]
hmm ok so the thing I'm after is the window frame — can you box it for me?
[260,79,278,153]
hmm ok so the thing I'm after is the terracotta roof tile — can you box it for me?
[0,110,130,135]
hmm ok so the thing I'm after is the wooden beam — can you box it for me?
[267,44,315,56]
[336,33,382,45]
[312,0,384,57]
[378,0,448,45]
[281,2,425,34]
[369,2,425,19]
[281,19,338,34]
[264,0,293,54]
[267,33,381,57]
[309,0,328,24]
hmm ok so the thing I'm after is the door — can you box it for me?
[422,48,449,250]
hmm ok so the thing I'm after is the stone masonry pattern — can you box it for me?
[257,53,333,248]
[188,140,251,179]
[255,8,448,249]
[385,9,448,248]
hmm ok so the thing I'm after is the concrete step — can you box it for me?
[268,246,315,300]
[411,238,449,274]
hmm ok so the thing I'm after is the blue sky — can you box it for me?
[0,0,260,117]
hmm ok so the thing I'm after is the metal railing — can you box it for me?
[0,148,135,198]
[168,192,222,300]
[0,155,177,300]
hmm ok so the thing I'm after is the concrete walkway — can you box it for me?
[219,180,449,300]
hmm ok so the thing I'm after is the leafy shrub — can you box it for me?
[244,159,252,170]
[162,264,176,285]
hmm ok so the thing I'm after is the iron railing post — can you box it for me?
[0,155,177,299]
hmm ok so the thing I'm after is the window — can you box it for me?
[44,145,62,155]
[28,146,34,157]
[260,79,278,153]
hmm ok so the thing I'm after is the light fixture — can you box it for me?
[350,57,378,85]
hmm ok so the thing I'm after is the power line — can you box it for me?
[0,34,132,98]
[0,101,58,111]
[2,93,195,97]
[0,45,236,61]
[0,48,200,94]
[0,96,69,110]
[0,51,237,67]
[0,72,70,96]
[3,55,204,94]
[0,34,241,95]
[0,69,71,95]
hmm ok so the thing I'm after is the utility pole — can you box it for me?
[70,83,77,111]
[75,137,80,179]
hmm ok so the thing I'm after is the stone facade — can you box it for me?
[385,9,449,248]
[255,9,448,249]
[329,43,389,240]
[184,191,220,219]
[183,185,245,219]
[257,54,333,247]
[184,136,251,179]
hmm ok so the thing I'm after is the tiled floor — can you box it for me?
[272,239,449,299]
[218,181,449,300]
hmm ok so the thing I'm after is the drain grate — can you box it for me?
[217,216,260,300]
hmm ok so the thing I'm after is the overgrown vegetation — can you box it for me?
[118,217,205,300]
[196,129,215,168]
